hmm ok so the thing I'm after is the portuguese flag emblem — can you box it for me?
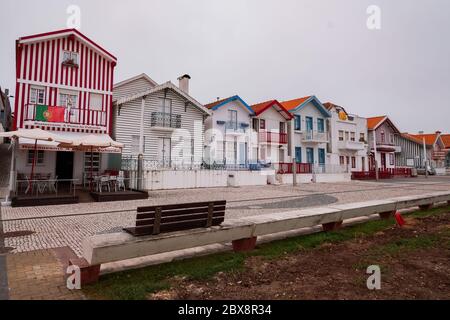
[35,105,65,122]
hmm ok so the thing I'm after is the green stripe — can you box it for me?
[35,105,48,122]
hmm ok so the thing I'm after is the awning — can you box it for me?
[18,131,123,154]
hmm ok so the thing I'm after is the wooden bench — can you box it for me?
[123,200,227,236]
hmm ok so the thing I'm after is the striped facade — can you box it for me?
[14,29,117,134]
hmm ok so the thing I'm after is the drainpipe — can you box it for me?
[291,119,297,186]
[373,131,379,180]
[423,137,428,179]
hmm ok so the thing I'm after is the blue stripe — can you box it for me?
[211,95,255,115]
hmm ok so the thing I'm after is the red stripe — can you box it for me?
[22,45,28,79]
[34,42,39,81]
[75,40,80,87]
[55,39,60,84]
[65,38,70,86]
[93,52,97,90]
[28,44,34,80]
[108,95,113,135]
[97,55,101,90]
[89,50,93,89]
[39,41,44,82]
[54,88,58,106]
[102,58,106,91]
[105,61,110,92]
[49,40,55,83]
[79,43,84,87]
[68,38,73,86]
[60,38,65,85]
[45,41,50,82]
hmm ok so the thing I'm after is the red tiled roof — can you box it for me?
[410,133,439,146]
[280,96,312,111]
[441,134,450,148]
[367,116,386,130]
[401,133,424,145]
[204,96,235,109]
[250,100,293,120]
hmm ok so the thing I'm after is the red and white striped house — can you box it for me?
[12,29,119,184]
[14,29,117,134]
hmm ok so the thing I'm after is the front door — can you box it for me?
[239,142,247,166]
[381,153,386,169]
[157,138,171,167]
[318,148,326,166]
[55,152,74,180]
[305,117,313,132]
[306,147,314,164]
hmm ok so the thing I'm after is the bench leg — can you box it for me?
[419,204,433,211]
[322,221,343,232]
[69,258,101,286]
[232,237,257,252]
[379,211,395,220]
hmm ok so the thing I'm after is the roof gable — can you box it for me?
[441,134,450,149]
[18,28,117,62]
[114,73,158,89]
[251,100,293,120]
[281,96,331,118]
[205,95,254,114]
[115,81,211,116]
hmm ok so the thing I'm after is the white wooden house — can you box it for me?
[113,74,211,169]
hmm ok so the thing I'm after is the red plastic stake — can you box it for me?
[394,211,405,227]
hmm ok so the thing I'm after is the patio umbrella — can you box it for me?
[58,134,124,191]
[0,128,73,193]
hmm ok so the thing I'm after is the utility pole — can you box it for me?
[373,131,379,180]
[423,137,428,179]
[291,120,297,186]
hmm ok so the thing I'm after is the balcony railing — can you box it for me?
[432,151,447,160]
[24,104,107,127]
[337,140,366,151]
[302,130,328,143]
[258,130,288,144]
[225,121,248,134]
[150,112,181,129]
[276,163,312,174]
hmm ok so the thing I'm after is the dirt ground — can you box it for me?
[152,213,450,300]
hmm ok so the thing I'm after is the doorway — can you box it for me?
[381,153,386,169]
[55,152,74,180]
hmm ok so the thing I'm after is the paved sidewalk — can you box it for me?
[6,248,85,300]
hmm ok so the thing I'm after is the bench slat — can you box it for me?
[124,216,225,236]
[136,200,226,213]
[136,205,226,219]
[136,211,225,226]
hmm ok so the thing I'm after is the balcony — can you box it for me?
[225,121,248,135]
[258,130,288,144]
[432,151,447,160]
[374,142,397,152]
[150,112,181,130]
[302,130,328,143]
[337,140,366,151]
[24,104,107,127]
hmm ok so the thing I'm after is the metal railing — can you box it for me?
[150,112,181,129]
[15,178,79,197]
[225,121,248,133]
[258,131,288,144]
[302,130,328,143]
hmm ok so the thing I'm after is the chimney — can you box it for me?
[5,89,9,96]
[436,131,441,135]
[419,131,424,134]
[177,74,191,94]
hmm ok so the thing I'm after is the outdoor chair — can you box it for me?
[116,176,126,191]
[109,175,118,192]
[98,176,110,193]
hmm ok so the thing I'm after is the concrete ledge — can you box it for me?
[83,191,450,267]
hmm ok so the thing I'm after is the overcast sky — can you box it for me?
[1,0,449,133]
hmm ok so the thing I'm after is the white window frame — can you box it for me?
[29,86,46,105]
[62,50,79,65]
[59,90,79,109]
[27,150,45,165]
[338,130,344,141]
[90,93,103,111]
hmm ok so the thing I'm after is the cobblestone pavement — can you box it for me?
[2,176,450,257]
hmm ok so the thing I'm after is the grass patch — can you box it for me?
[84,205,450,300]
